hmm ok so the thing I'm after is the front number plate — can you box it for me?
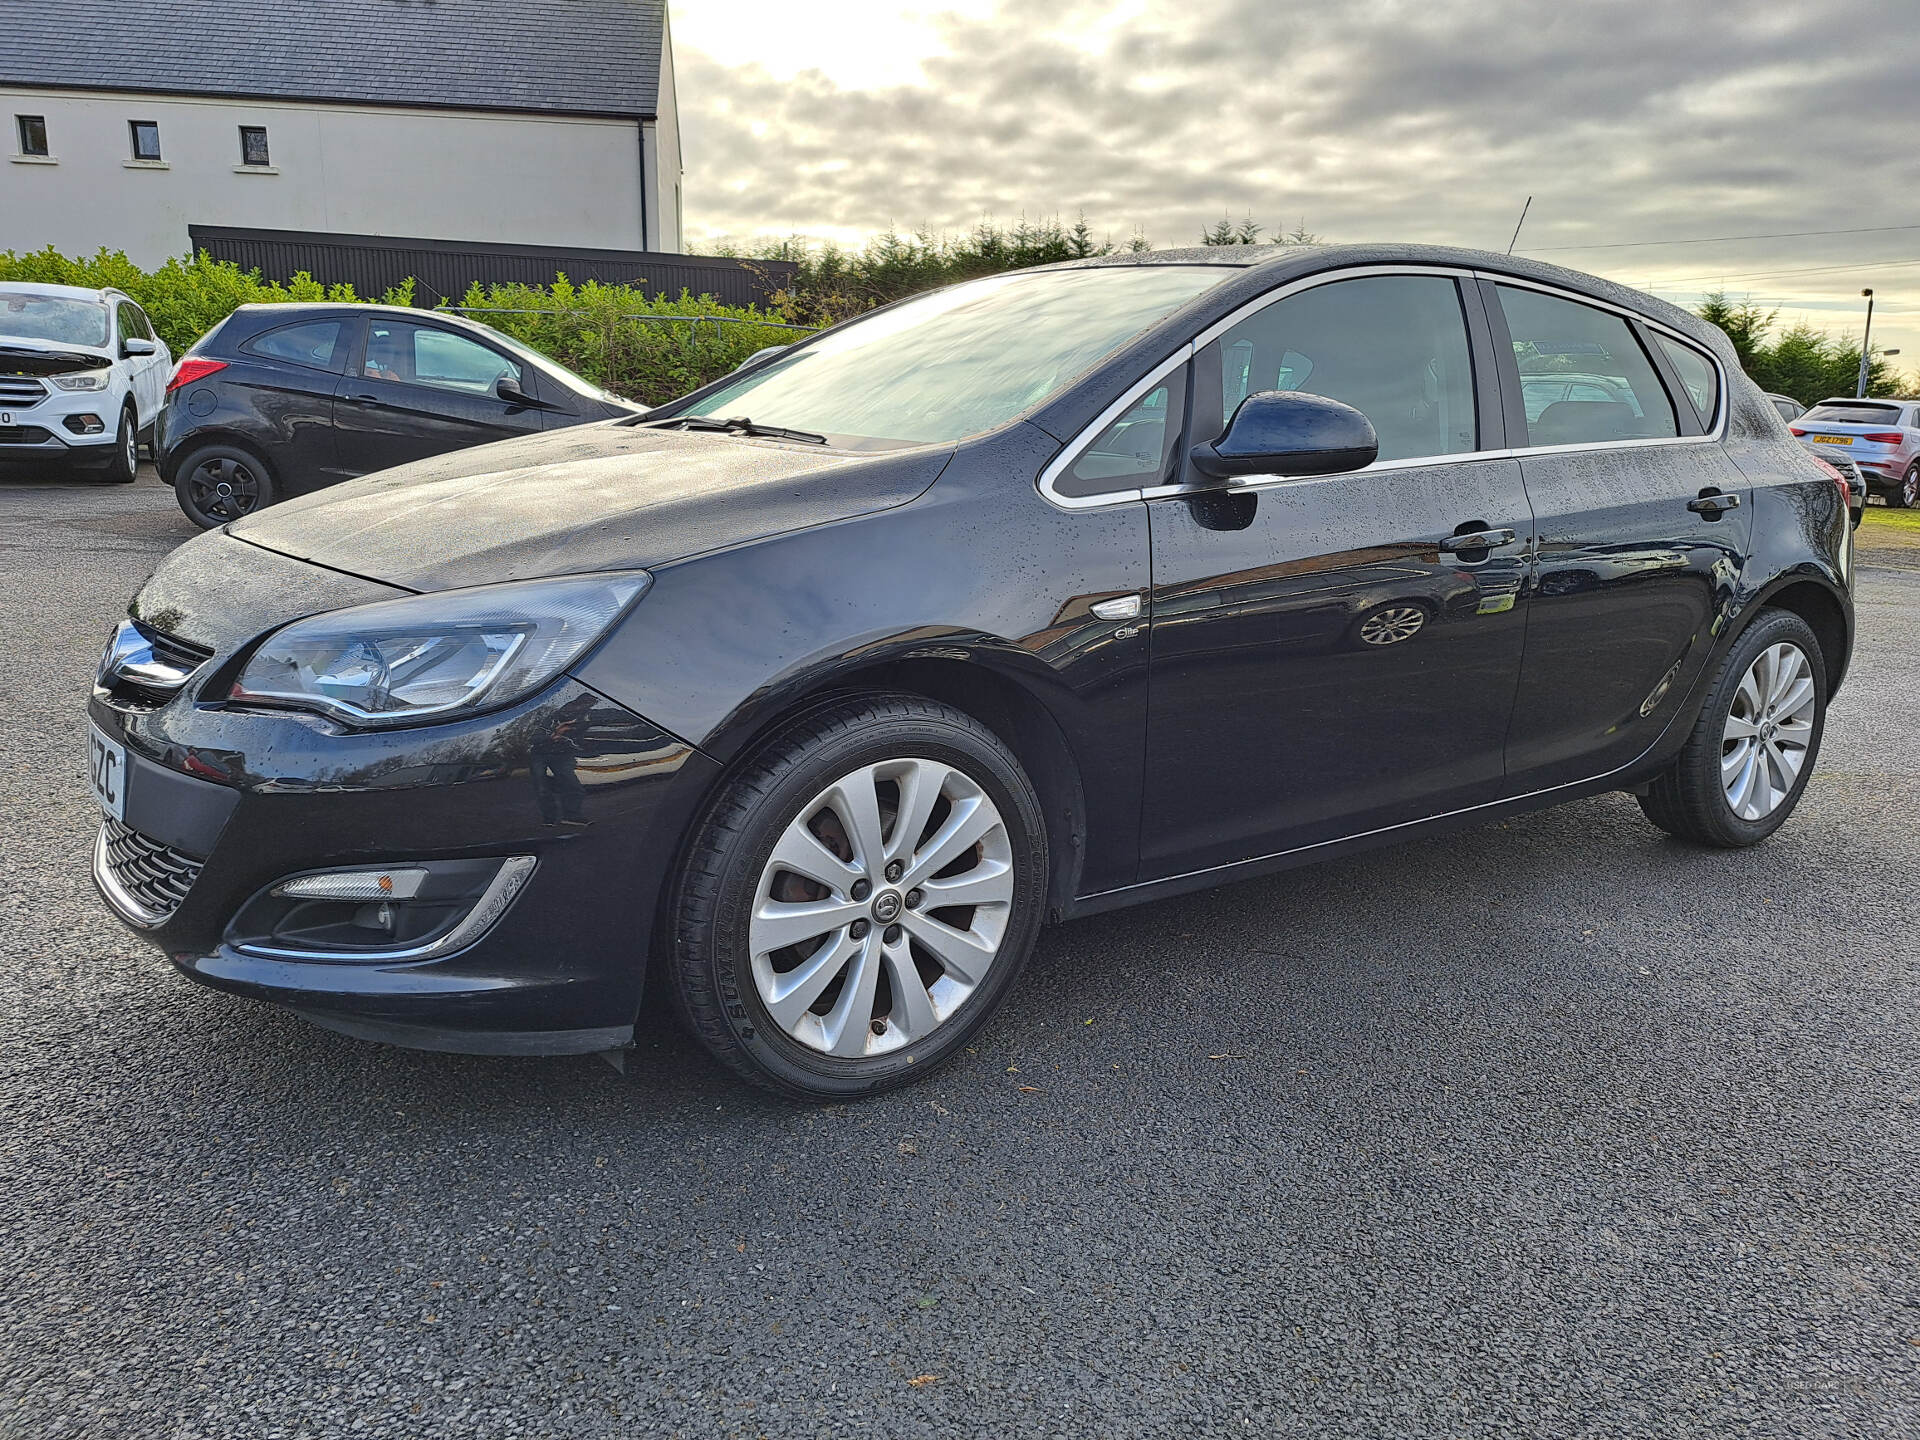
[88,723,126,822]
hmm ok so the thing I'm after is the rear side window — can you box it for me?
[1802,402,1905,426]
[1653,334,1719,428]
[1203,274,1478,463]
[1496,286,1677,447]
[1062,368,1188,498]
[245,320,345,372]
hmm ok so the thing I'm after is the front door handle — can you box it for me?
[1688,491,1741,516]
[1438,527,1516,553]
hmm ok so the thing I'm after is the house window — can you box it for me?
[238,125,270,167]
[16,115,49,157]
[129,120,161,162]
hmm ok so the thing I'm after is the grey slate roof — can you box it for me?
[0,0,665,118]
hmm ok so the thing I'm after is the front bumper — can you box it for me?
[1,385,119,456]
[91,676,719,1052]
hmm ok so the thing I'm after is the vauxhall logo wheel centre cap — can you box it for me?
[870,890,903,923]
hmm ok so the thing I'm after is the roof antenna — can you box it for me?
[1506,196,1533,255]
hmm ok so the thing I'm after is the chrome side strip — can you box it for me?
[1036,264,1733,513]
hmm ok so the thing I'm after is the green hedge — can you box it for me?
[0,247,811,405]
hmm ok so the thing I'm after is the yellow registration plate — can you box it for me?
[1810,434,1854,445]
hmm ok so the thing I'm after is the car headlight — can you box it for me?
[229,571,650,728]
[51,370,111,391]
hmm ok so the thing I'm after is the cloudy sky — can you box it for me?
[670,0,1920,369]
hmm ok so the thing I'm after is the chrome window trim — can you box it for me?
[1037,264,1730,512]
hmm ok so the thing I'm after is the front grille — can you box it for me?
[144,626,214,673]
[99,817,203,922]
[99,622,215,709]
[0,425,52,445]
[0,376,47,406]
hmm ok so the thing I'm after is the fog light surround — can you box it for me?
[228,856,536,963]
[64,413,105,435]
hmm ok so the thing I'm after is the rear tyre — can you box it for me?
[175,443,276,529]
[669,693,1048,1098]
[1900,462,1920,509]
[1636,608,1826,848]
[96,406,139,484]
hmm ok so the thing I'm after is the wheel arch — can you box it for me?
[162,428,276,487]
[1750,572,1852,695]
[688,645,1093,922]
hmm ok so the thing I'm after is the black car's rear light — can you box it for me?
[225,856,535,963]
[166,357,227,393]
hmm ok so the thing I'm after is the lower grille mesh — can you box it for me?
[100,817,202,921]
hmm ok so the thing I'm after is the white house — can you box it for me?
[1,0,684,266]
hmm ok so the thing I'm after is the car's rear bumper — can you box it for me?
[90,677,720,1051]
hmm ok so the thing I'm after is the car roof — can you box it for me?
[0,281,125,302]
[227,301,500,335]
[1811,396,1907,406]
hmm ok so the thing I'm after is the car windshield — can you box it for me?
[1802,402,1906,426]
[0,292,110,348]
[677,266,1234,447]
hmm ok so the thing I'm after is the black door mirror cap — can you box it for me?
[1189,390,1379,481]
[496,377,539,406]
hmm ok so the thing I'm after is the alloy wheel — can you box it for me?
[121,418,138,475]
[748,757,1013,1058]
[1358,605,1427,646]
[1721,641,1816,821]
[188,457,262,522]
[1904,464,1919,508]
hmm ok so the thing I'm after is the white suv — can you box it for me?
[1790,397,1920,508]
[0,283,171,483]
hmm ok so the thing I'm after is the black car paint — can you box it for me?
[94,244,1853,1054]
[156,304,634,499]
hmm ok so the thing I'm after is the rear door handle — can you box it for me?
[1688,492,1741,516]
[1438,527,1516,552]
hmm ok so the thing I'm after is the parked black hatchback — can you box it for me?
[158,303,641,528]
[94,245,1853,1098]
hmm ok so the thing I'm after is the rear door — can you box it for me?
[333,317,546,476]
[1138,270,1534,878]
[1487,279,1753,790]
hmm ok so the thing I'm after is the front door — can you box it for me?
[1484,281,1754,790]
[334,318,546,476]
[1139,272,1534,880]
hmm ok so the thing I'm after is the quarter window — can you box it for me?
[16,115,48,157]
[246,320,345,371]
[239,125,270,167]
[1202,274,1478,463]
[1496,286,1677,446]
[129,120,162,162]
[1062,369,1188,498]
[1653,333,1719,428]
[364,321,521,396]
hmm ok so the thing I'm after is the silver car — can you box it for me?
[1790,397,1920,507]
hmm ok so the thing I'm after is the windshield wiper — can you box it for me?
[651,415,828,445]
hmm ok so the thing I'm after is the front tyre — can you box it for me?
[1637,608,1826,847]
[670,694,1048,1098]
[95,405,139,484]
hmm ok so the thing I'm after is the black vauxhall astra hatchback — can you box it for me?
[89,244,1854,1098]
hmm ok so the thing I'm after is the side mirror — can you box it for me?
[122,337,157,357]
[1189,390,1378,482]
[496,376,536,406]
[731,344,789,375]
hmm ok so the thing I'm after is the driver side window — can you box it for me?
[364,321,521,396]
[1200,274,1479,465]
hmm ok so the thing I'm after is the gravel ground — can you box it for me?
[3,475,1917,1439]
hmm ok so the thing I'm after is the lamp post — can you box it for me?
[1856,288,1875,397]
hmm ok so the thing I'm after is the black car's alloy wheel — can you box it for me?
[176,445,276,529]
[670,694,1047,1098]
[1637,607,1826,848]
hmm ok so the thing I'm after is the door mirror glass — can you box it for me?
[1190,390,1378,480]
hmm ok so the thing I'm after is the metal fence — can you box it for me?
[187,226,796,308]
